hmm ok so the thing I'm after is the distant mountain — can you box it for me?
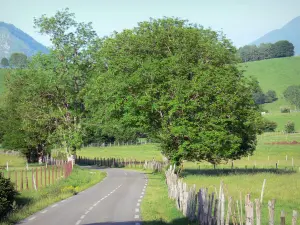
[251,16,300,55]
[0,22,49,59]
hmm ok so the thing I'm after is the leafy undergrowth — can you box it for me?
[0,165,106,225]
[141,171,193,225]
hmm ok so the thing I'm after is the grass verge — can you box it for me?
[140,171,192,225]
[0,165,106,225]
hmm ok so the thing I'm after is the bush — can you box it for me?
[284,121,295,133]
[260,119,277,132]
[281,107,290,113]
[265,90,277,103]
[0,174,17,218]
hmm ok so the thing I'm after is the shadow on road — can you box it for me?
[180,167,296,177]
[83,218,191,225]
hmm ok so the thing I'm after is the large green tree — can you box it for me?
[283,85,300,109]
[9,53,27,68]
[85,18,262,165]
[1,57,9,67]
[1,9,98,161]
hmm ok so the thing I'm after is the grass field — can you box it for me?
[242,56,300,113]
[0,166,106,225]
[264,112,300,132]
[180,133,300,224]
[0,151,27,169]
[77,144,163,161]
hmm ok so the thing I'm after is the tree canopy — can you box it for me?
[283,85,300,109]
[1,58,9,67]
[85,17,262,165]
[0,8,98,161]
[238,40,294,62]
[9,53,28,68]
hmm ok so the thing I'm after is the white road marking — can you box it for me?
[138,199,141,202]
[134,215,140,219]
[85,211,89,215]
[142,192,144,195]
[51,204,58,208]
[89,206,93,210]
[80,215,85,219]
[140,195,143,198]
[28,216,36,221]
[61,200,66,203]
[41,210,48,214]
[75,220,81,225]
[135,208,140,212]
[137,203,140,206]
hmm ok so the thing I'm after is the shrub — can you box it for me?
[0,174,17,218]
[260,119,277,132]
[281,107,290,113]
[284,121,295,133]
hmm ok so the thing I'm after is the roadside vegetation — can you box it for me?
[0,166,105,225]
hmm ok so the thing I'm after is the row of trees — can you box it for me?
[0,53,28,68]
[238,40,294,62]
[0,9,263,165]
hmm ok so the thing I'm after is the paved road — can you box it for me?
[18,168,147,225]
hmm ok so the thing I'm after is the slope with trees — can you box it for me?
[238,40,294,62]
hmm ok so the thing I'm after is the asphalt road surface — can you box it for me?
[18,168,148,225]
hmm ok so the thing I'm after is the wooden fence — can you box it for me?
[76,156,163,172]
[165,165,298,225]
[0,161,73,192]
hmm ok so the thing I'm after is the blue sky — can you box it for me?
[1,0,300,47]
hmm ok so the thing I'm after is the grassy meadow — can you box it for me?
[242,56,300,112]
[77,144,163,161]
[0,150,27,169]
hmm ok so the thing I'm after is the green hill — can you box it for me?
[242,56,300,131]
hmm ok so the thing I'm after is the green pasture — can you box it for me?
[77,144,163,161]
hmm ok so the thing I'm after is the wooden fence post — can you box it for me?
[225,197,232,225]
[292,211,298,225]
[36,168,38,190]
[21,170,23,191]
[268,199,276,225]
[44,166,46,186]
[255,199,261,225]
[25,169,29,190]
[15,170,18,191]
[281,210,286,225]
[245,194,254,225]
[40,166,43,186]
[52,166,54,184]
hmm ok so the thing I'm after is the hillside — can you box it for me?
[251,16,300,55]
[242,56,300,131]
[0,22,48,59]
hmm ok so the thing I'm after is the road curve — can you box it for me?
[18,168,147,225]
